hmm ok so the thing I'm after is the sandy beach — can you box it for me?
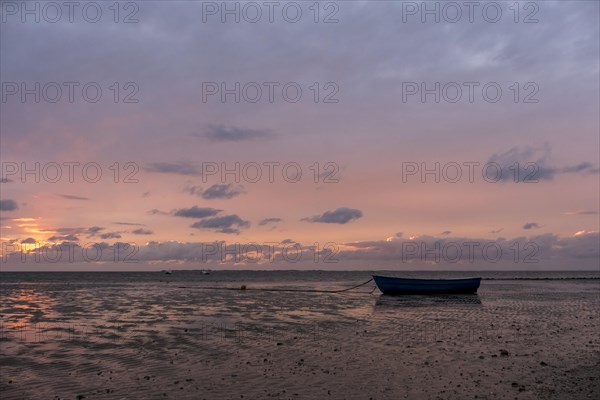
[0,272,599,399]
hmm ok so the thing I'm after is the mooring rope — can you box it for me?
[177,278,375,294]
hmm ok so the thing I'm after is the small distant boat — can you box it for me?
[201,269,211,275]
[163,270,173,275]
[373,275,481,295]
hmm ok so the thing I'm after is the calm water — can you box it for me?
[1,269,599,286]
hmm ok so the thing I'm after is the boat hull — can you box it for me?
[373,275,481,295]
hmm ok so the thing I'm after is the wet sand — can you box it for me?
[1,275,599,399]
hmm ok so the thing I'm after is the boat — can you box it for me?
[372,275,481,295]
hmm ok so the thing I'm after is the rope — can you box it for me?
[177,278,375,294]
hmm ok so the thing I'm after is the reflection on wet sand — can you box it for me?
[1,289,55,329]
[374,294,482,308]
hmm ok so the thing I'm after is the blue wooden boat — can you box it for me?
[373,275,481,295]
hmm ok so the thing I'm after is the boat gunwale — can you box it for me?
[372,275,481,283]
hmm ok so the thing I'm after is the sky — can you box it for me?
[0,0,599,270]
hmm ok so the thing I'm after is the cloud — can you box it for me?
[202,124,272,142]
[561,162,597,174]
[114,222,145,226]
[488,145,598,182]
[6,232,597,270]
[100,232,122,239]
[48,226,105,239]
[302,207,363,224]
[336,232,600,267]
[185,183,245,200]
[440,231,452,235]
[191,214,250,234]
[88,226,104,234]
[87,226,104,235]
[132,228,154,235]
[489,228,504,234]
[173,206,222,218]
[48,234,79,242]
[0,199,18,211]
[20,237,36,244]
[523,222,540,230]
[258,217,282,226]
[147,209,169,216]
[60,194,90,201]
[2,2,598,271]
[564,210,599,215]
[488,145,556,181]
[145,162,201,176]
